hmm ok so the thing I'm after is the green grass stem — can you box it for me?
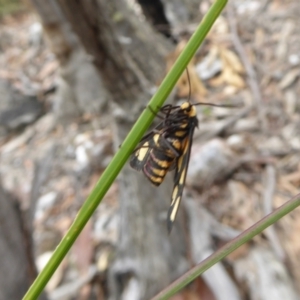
[152,193,300,299]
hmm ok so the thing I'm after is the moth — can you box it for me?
[130,73,232,232]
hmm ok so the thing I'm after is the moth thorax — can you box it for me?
[169,138,181,151]
[153,133,160,146]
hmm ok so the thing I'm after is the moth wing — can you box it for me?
[129,117,168,171]
[167,127,195,232]
[130,138,153,171]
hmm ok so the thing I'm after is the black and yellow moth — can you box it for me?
[130,101,199,232]
[130,73,233,232]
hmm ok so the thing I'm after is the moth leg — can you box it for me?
[147,104,174,119]
[159,134,181,157]
[147,105,165,119]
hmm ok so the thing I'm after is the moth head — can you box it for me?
[180,102,197,117]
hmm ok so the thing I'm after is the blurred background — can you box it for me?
[1,0,300,299]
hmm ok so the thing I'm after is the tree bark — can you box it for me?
[30,0,108,121]
[160,0,203,28]
[137,0,172,38]
[56,0,189,299]
[0,183,39,299]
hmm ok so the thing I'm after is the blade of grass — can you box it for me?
[152,193,300,300]
[23,1,228,299]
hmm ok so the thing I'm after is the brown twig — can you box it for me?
[227,5,267,131]
[263,164,286,260]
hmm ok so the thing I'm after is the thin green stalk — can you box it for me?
[152,193,300,300]
[23,1,227,299]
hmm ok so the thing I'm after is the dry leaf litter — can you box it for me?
[1,1,300,299]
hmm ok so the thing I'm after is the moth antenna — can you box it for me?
[186,67,192,103]
[185,65,238,109]
[194,102,239,108]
